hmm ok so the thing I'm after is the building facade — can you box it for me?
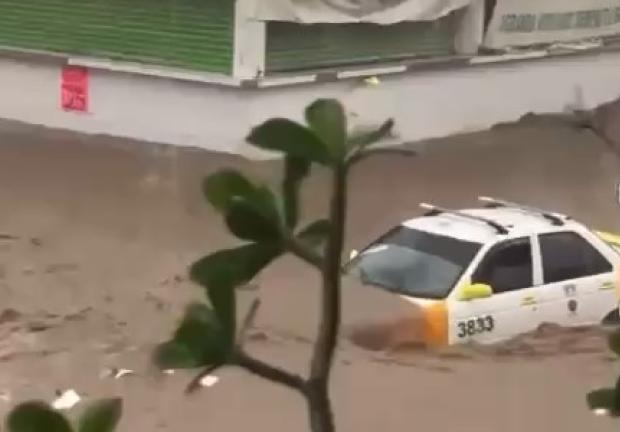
[0,0,619,157]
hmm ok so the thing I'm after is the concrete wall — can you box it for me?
[2,50,620,159]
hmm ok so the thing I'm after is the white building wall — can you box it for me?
[1,50,620,159]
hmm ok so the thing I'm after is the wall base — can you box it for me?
[1,51,620,159]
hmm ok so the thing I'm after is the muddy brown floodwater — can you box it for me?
[0,116,619,431]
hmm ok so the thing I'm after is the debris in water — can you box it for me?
[100,367,135,379]
[114,368,135,379]
[52,389,81,410]
[199,375,219,388]
[26,321,53,333]
[0,390,11,402]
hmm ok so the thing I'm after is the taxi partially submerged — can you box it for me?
[346,197,620,347]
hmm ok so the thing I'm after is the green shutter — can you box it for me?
[266,12,460,73]
[0,0,234,74]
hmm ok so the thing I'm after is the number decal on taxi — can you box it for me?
[457,315,495,338]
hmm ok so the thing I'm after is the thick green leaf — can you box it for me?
[225,185,281,242]
[305,99,347,159]
[154,303,228,369]
[225,196,281,242]
[203,169,254,213]
[608,328,620,357]
[587,375,620,416]
[347,119,394,151]
[189,243,282,340]
[297,219,330,251]
[282,156,311,228]
[6,401,73,432]
[587,388,620,416]
[246,118,331,165]
[78,399,122,432]
[249,186,281,220]
[204,170,282,242]
[190,243,283,292]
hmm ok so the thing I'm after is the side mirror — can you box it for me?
[349,249,359,260]
[458,283,493,301]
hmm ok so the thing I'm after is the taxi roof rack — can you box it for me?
[477,196,566,226]
[420,202,509,235]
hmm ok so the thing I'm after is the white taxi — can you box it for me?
[346,197,620,347]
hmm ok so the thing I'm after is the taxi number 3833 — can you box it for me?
[457,315,495,338]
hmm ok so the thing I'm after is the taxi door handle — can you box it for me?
[563,284,577,296]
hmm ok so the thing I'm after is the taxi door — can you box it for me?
[448,235,542,345]
[532,230,619,327]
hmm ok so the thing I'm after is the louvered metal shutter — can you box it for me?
[0,0,234,74]
[265,12,459,73]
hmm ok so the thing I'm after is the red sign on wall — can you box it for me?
[60,66,89,112]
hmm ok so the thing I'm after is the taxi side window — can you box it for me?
[539,231,612,284]
[471,237,532,294]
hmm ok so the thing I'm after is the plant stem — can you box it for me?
[347,147,416,166]
[307,378,335,432]
[238,298,261,343]
[307,164,347,432]
[235,349,306,391]
[233,299,307,392]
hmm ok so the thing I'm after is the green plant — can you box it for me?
[154,98,414,432]
[5,398,122,432]
[587,327,620,416]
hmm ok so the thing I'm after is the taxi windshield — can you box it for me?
[348,226,482,299]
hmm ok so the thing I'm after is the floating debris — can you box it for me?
[0,390,11,403]
[199,375,219,388]
[26,321,53,333]
[114,368,135,379]
[52,389,81,410]
[100,367,135,379]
